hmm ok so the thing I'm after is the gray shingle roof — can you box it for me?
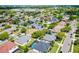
[15,35,31,45]
[31,41,50,52]
[43,34,56,41]
[31,23,43,30]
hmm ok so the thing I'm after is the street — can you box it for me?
[60,20,77,53]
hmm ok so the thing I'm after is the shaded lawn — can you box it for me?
[55,38,64,44]
[73,44,79,53]
[55,39,61,43]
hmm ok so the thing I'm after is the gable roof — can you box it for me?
[0,41,16,53]
[43,34,56,41]
[15,35,31,45]
[31,41,50,52]
[47,17,58,24]
[31,23,43,30]
[50,17,58,22]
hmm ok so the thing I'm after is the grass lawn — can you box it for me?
[49,42,59,53]
[73,44,79,53]
[55,39,61,43]
[69,43,72,52]
[26,28,37,35]
[26,39,36,47]
[55,38,64,44]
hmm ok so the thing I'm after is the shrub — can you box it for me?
[56,32,66,40]
[0,31,9,40]
[61,24,71,32]
[4,24,11,29]
[48,22,59,29]
[20,27,26,33]
[18,45,28,53]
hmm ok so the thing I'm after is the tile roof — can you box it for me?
[0,41,16,53]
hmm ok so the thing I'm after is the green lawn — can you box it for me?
[69,43,72,52]
[49,42,59,53]
[55,39,61,43]
[55,38,64,44]
[73,44,79,53]
[26,39,36,47]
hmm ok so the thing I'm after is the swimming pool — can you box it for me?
[31,42,36,49]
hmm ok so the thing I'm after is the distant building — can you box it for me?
[47,17,59,24]
[5,28,14,34]
[31,23,43,30]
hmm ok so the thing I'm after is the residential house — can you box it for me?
[0,41,18,53]
[43,33,56,42]
[47,17,59,24]
[31,40,51,53]
[31,23,43,30]
[15,34,32,46]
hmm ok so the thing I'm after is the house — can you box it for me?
[15,34,32,45]
[29,17,40,23]
[11,16,17,20]
[4,28,14,34]
[31,40,51,53]
[0,41,18,53]
[0,17,4,20]
[43,34,56,42]
[63,15,69,20]
[47,17,59,24]
[31,23,43,30]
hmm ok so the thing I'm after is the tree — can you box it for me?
[74,39,79,45]
[50,41,54,46]
[18,45,28,53]
[54,14,62,20]
[32,29,48,39]
[0,32,9,40]
[56,32,66,40]
[76,29,79,34]
[4,24,11,29]
[69,15,78,21]
[48,22,59,29]
[76,22,79,29]
[61,24,71,32]
[22,22,28,26]
[20,27,26,33]
[12,19,20,24]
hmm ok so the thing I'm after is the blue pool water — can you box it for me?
[31,43,36,48]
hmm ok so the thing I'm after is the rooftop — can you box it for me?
[15,34,32,45]
[31,40,50,52]
[43,34,56,41]
[0,41,16,53]
[31,23,43,30]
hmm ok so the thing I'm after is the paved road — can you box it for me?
[60,20,77,53]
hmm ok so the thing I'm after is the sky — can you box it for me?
[0,0,79,5]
